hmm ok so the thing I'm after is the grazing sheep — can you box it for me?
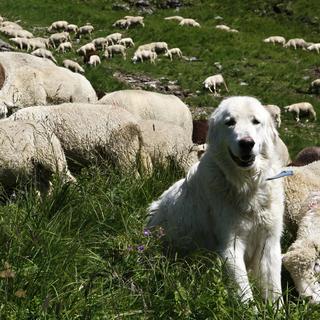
[284,102,317,122]
[229,28,239,33]
[263,36,286,45]
[164,16,184,21]
[0,120,75,193]
[104,44,126,60]
[179,18,200,27]
[87,55,101,66]
[28,38,47,50]
[15,29,33,38]
[31,37,50,49]
[307,43,320,53]
[98,90,193,139]
[282,161,320,303]
[215,24,230,31]
[264,104,282,128]
[106,33,122,45]
[77,24,94,38]
[119,37,135,47]
[76,42,96,56]
[31,48,57,63]
[1,21,22,30]
[152,42,169,54]
[62,59,84,73]
[124,16,145,29]
[164,48,182,60]
[9,104,143,173]
[91,37,108,49]
[284,38,308,50]
[290,147,320,167]
[66,24,78,33]
[49,32,70,48]
[56,41,72,53]
[0,52,97,112]
[203,74,229,96]
[48,20,68,32]
[132,49,157,64]
[112,19,128,28]
[9,37,30,50]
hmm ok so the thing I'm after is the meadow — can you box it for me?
[0,0,319,318]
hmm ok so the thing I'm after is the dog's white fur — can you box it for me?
[147,96,284,303]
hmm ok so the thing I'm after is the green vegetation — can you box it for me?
[0,0,319,318]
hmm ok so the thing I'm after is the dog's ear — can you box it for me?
[207,117,215,146]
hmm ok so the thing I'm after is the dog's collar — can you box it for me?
[266,170,294,181]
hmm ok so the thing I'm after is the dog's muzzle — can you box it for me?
[229,149,255,168]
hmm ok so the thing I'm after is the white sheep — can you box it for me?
[164,48,182,60]
[1,21,22,30]
[106,33,122,45]
[264,104,282,128]
[152,42,169,54]
[311,79,320,92]
[307,43,320,53]
[104,44,126,60]
[9,37,30,50]
[132,49,157,64]
[31,48,57,63]
[66,24,78,33]
[28,38,47,50]
[31,37,50,49]
[56,41,72,53]
[284,38,308,50]
[15,29,33,38]
[0,120,75,193]
[48,20,68,32]
[98,89,193,139]
[215,24,230,31]
[284,102,317,122]
[119,37,135,47]
[263,36,286,45]
[87,55,101,66]
[164,16,184,21]
[203,74,229,96]
[76,42,96,56]
[91,37,108,49]
[124,16,144,29]
[62,59,85,73]
[179,18,200,27]
[112,19,128,28]
[49,32,70,48]
[282,161,320,303]
[77,24,94,38]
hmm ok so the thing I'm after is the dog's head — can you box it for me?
[207,96,278,172]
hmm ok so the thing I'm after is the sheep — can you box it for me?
[282,161,320,303]
[31,48,57,63]
[105,33,122,45]
[215,24,230,31]
[264,104,282,128]
[77,24,94,38]
[66,24,78,33]
[104,45,126,60]
[307,43,320,53]
[284,38,308,50]
[263,36,286,45]
[112,19,128,28]
[229,28,239,33]
[289,147,320,167]
[48,20,68,32]
[119,37,135,47]
[14,29,33,38]
[203,74,229,96]
[31,37,50,48]
[284,102,317,122]
[91,37,108,49]
[87,55,101,66]
[56,41,72,53]
[152,42,169,54]
[1,21,22,30]
[49,32,70,48]
[132,49,157,64]
[0,52,97,111]
[9,37,30,50]
[164,48,182,60]
[98,89,193,139]
[310,79,320,93]
[0,120,75,194]
[164,16,184,21]
[28,38,47,50]
[9,103,144,173]
[124,16,145,29]
[76,42,96,57]
[179,18,200,27]
[62,59,85,73]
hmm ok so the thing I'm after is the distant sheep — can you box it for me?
[48,20,68,32]
[124,16,144,29]
[290,147,320,167]
[49,32,70,48]
[66,24,78,33]
[179,18,200,27]
[264,104,282,128]
[119,37,134,47]
[31,48,57,63]
[104,45,126,59]
[106,33,122,45]
[310,79,320,93]
[92,37,108,49]
[87,55,101,66]
[164,16,184,21]
[284,38,308,50]
[164,48,182,60]
[215,24,230,31]
[112,19,128,28]
[263,36,286,45]
[56,41,72,53]
[77,42,96,56]
[284,102,317,122]
[132,50,157,64]
[307,43,320,53]
[77,24,94,38]
[9,37,30,50]
[62,59,85,73]
[28,38,47,50]
[203,74,229,95]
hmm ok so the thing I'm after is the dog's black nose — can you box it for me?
[239,137,255,153]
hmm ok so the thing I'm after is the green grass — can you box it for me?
[0,0,320,318]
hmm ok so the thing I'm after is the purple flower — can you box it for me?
[137,245,145,252]
[143,228,152,237]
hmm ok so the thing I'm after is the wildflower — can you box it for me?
[143,228,151,237]
[137,245,145,252]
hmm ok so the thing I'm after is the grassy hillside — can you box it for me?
[0,0,319,318]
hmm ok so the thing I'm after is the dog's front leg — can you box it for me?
[222,240,253,303]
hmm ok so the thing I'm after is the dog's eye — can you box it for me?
[225,118,236,126]
[252,118,260,125]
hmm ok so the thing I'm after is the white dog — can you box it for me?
[147,96,285,303]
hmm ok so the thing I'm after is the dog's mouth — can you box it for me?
[229,149,255,168]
